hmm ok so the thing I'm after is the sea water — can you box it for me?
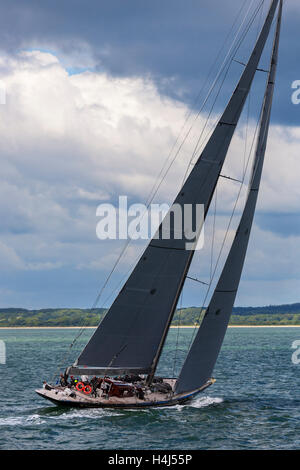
[0,327,299,450]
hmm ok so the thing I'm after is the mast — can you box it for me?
[175,0,283,395]
[146,0,279,385]
[69,0,279,381]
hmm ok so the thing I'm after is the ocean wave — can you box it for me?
[0,414,46,427]
[189,396,224,408]
[47,409,123,420]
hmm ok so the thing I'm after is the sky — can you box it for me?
[0,0,299,309]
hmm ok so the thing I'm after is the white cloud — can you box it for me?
[0,49,299,307]
[0,50,192,277]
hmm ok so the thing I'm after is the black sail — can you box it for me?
[175,0,282,395]
[70,0,279,377]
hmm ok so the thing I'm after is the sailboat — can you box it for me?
[36,0,282,408]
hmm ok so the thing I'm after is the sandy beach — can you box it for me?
[1,325,300,329]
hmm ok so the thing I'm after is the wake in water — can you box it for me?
[0,414,46,427]
[189,396,224,408]
[151,395,224,412]
[0,395,224,428]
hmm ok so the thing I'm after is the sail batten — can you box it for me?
[71,0,279,378]
[175,0,282,395]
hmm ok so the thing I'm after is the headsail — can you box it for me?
[175,0,282,395]
[70,0,279,378]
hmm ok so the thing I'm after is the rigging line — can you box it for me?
[181,0,265,182]
[234,0,265,68]
[87,37,240,330]
[145,0,252,205]
[243,91,251,179]
[53,1,268,378]
[153,0,263,198]
[58,102,253,383]
[180,57,234,188]
[190,2,273,171]
[190,62,272,345]
[241,0,278,184]
[178,94,266,376]
[243,2,263,180]
[59,1,268,374]
[185,92,264,353]
[210,186,218,283]
[257,0,266,39]
[99,70,245,334]
[151,4,256,212]
[172,290,184,377]
[187,276,209,286]
[54,68,234,374]
[186,103,248,294]
[139,0,253,212]
[62,227,177,379]
[234,59,246,67]
[234,61,269,73]
[91,0,264,310]
[196,81,274,338]
[103,344,127,377]
[242,0,264,184]
[101,248,147,310]
[220,175,243,183]
[191,0,263,160]
[80,2,261,331]
[190,0,251,111]
[69,0,268,359]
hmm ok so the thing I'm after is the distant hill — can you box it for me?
[173,304,300,326]
[0,308,107,327]
[1,303,300,327]
[232,303,300,316]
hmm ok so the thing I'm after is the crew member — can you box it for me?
[59,373,68,387]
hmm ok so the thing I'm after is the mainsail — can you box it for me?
[70,0,279,379]
[175,0,282,395]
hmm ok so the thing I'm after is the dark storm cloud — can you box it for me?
[0,0,298,125]
[0,0,299,309]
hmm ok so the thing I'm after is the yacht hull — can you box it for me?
[35,379,214,409]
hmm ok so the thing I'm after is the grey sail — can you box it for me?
[70,0,279,378]
[175,0,282,395]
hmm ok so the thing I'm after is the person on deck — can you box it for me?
[101,380,110,398]
[59,373,68,387]
[70,376,78,387]
[136,387,145,400]
[90,376,99,398]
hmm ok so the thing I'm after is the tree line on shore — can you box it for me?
[1,303,300,327]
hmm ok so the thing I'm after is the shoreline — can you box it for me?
[1,325,300,329]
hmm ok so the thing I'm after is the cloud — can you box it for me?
[0,50,194,305]
[0,0,298,127]
[0,240,24,270]
[0,48,299,308]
